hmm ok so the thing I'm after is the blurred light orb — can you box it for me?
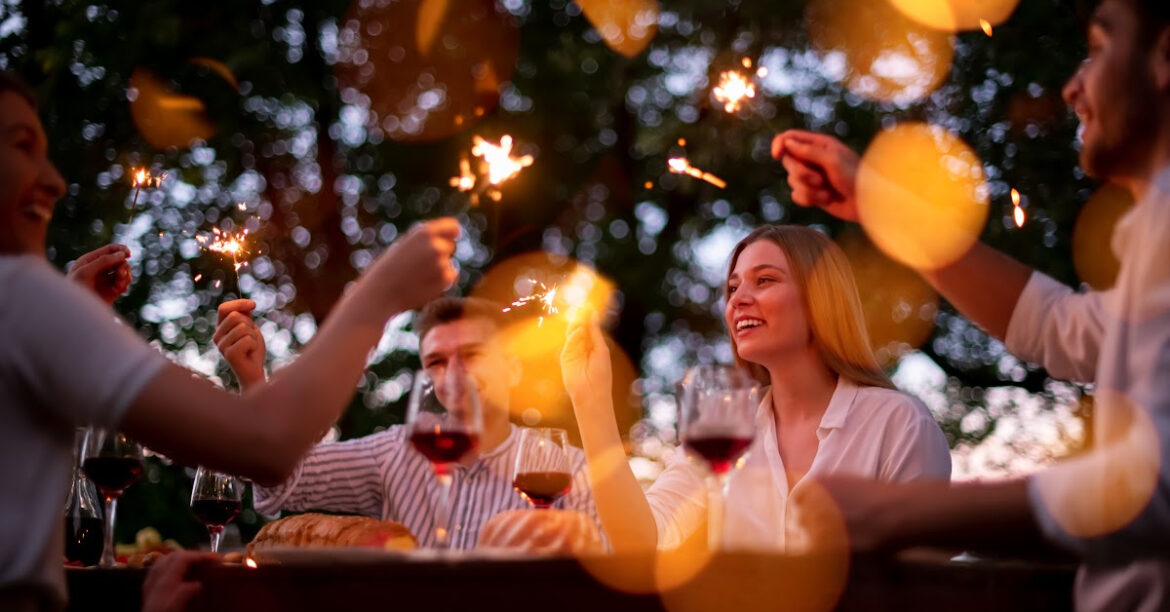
[807,0,954,105]
[576,0,659,58]
[836,231,938,366]
[886,0,1020,33]
[1073,183,1134,290]
[856,122,990,270]
[129,68,216,150]
[470,253,639,445]
[335,0,519,142]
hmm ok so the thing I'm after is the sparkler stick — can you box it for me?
[667,157,727,189]
[448,134,535,254]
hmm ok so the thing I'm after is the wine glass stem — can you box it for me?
[100,496,118,568]
[208,525,224,554]
[706,474,728,552]
[435,471,453,549]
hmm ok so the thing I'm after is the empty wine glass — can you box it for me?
[513,428,572,509]
[407,366,482,548]
[82,428,144,568]
[190,467,244,553]
[677,364,760,550]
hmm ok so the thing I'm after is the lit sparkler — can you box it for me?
[448,135,535,208]
[713,69,756,113]
[980,19,994,37]
[196,226,251,295]
[502,281,559,327]
[1011,188,1026,227]
[668,157,727,189]
[129,167,165,207]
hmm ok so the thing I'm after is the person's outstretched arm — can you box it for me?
[561,310,658,552]
[119,219,460,485]
[773,130,1033,341]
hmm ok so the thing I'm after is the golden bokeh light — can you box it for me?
[836,230,938,366]
[128,68,216,150]
[1073,183,1134,290]
[576,0,659,58]
[576,525,713,596]
[335,0,519,142]
[807,0,954,105]
[886,0,1020,33]
[855,122,990,270]
[470,253,640,444]
[1032,390,1160,539]
[658,551,849,612]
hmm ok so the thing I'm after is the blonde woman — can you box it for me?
[561,225,950,552]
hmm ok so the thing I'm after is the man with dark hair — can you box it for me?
[772,0,1170,608]
[215,296,601,549]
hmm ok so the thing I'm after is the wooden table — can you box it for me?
[66,549,1076,611]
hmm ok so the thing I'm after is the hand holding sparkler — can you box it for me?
[214,299,267,390]
[366,218,461,312]
[771,130,859,222]
[68,244,132,305]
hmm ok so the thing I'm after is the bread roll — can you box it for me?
[246,513,416,556]
[477,509,604,555]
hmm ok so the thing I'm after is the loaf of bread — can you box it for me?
[246,513,416,555]
[476,509,604,555]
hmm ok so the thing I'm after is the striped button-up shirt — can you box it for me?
[254,424,600,549]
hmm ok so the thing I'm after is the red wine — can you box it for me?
[64,516,103,566]
[684,435,752,474]
[82,457,143,497]
[409,430,478,466]
[513,472,572,508]
[191,499,242,526]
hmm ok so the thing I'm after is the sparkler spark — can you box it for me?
[449,157,476,192]
[668,157,727,189]
[128,167,165,208]
[1011,188,1025,227]
[502,281,559,327]
[980,19,993,36]
[713,70,756,113]
[196,226,251,294]
[472,135,534,186]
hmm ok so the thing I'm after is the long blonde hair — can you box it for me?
[725,225,894,390]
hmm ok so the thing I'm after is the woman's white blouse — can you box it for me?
[646,377,951,551]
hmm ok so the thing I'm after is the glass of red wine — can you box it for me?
[81,427,144,568]
[677,364,760,550]
[190,467,244,553]
[513,428,572,509]
[407,366,482,549]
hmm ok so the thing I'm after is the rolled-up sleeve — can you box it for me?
[645,449,707,550]
[1005,272,1110,384]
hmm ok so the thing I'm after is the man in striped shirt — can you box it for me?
[215,296,601,549]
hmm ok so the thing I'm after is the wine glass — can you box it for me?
[407,366,483,548]
[190,467,244,553]
[513,428,572,509]
[82,427,144,568]
[677,364,760,550]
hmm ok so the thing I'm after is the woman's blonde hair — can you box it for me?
[725,225,894,390]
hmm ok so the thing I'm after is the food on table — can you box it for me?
[477,509,604,555]
[245,513,416,556]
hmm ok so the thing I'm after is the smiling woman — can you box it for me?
[0,73,66,255]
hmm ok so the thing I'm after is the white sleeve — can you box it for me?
[0,257,166,428]
[645,448,707,550]
[1004,271,1109,383]
[1026,195,1170,559]
[253,429,399,517]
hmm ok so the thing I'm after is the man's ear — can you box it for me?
[1154,26,1170,92]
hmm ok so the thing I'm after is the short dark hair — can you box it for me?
[414,297,507,345]
[0,72,37,109]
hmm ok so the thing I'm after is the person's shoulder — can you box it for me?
[849,382,935,427]
[0,254,63,290]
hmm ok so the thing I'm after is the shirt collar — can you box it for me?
[756,376,857,433]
